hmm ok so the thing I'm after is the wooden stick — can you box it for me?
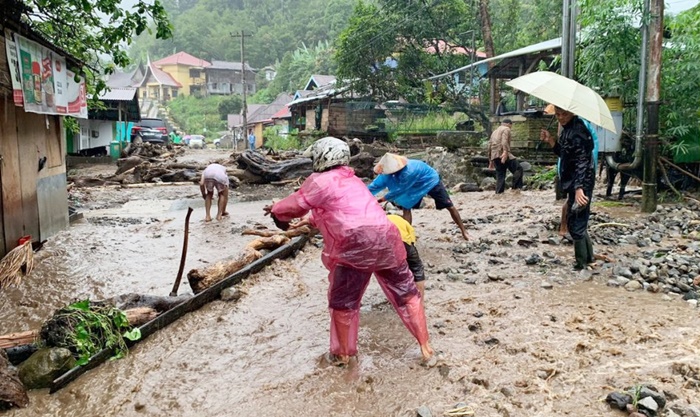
[660,156,700,184]
[170,207,194,297]
[658,160,683,199]
[0,330,39,349]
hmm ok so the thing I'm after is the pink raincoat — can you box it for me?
[271,166,429,357]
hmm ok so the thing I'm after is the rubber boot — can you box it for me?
[584,233,594,264]
[573,239,588,270]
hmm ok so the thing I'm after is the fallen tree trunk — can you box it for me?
[236,149,377,183]
[187,248,262,294]
[187,235,291,294]
[237,150,312,182]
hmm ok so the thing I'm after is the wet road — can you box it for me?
[2,184,700,416]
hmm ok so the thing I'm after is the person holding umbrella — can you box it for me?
[540,107,595,270]
[507,71,617,270]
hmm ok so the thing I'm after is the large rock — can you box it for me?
[18,348,76,390]
[480,177,497,190]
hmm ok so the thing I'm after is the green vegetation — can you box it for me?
[41,300,141,366]
[387,111,458,134]
[263,127,302,150]
[167,96,232,135]
[18,0,171,98]
[526,166,557,189]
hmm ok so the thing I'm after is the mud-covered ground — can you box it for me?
[2,150,700,417]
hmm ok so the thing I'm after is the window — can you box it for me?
[189,68,201,78]
[172,89,178,98]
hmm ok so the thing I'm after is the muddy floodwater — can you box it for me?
[2,160,700,416]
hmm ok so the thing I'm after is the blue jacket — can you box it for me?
[368,159,440,209]
[248,134,256,144]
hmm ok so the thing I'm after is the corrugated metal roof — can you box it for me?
[304,75,336,90]
[426,37,562,81]
[99,87,137,101]
[208,60,255,71]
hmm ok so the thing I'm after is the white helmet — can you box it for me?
[303,136,351,172]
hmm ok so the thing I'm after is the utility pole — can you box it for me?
[231,30,252,146]
[561,0,570,77]
[642,0,663,213]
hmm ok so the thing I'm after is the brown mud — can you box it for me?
[2,155,699,416]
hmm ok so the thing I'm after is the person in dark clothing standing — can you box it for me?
[540,107,595,270]
[487,119,524,194]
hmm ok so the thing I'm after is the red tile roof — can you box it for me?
[151,64,182,87]
[153,52,211,68]
[270,105,291,119]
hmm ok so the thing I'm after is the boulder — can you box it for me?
[18,348,76,390]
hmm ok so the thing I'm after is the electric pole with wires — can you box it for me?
[231,30,252,147]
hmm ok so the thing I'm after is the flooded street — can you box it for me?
[2,152,699,416]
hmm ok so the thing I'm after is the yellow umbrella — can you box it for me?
[506,71,617,133]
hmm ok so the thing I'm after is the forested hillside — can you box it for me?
[128,0,356,69]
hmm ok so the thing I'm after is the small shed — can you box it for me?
[1,2,87,256]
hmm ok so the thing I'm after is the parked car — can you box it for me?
[188,135,206,149]
[133,127,167,144]
[131,118,169,143]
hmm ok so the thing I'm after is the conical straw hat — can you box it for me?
[374,153,408,174]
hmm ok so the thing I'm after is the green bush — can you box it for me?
[167,96,229,135]
[263,126,302,150]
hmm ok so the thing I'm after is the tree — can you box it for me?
[217,96,243,120]
[335,0,479,102]
[19,0,172,94]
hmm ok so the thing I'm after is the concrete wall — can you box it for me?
[77,119,114,150]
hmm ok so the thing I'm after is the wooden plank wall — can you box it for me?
[0,96,25,253]
[0,88,66,256]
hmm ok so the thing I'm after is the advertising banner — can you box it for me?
[4,31,87,118]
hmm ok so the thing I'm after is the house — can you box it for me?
[303,74,336,91]
[204,60,256,95]
[68,87,140,158]
[287,78,388,140]
[270,106,291,136]
[244,93,293,148]
[152,51,211,97]
[133,57,182,102]
[261,65,276,81]
[1,2,89,256]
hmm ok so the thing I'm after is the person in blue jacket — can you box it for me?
[368,153,470,240]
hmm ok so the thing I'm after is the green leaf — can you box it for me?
[69,299,91,311]
[123,328,141,341]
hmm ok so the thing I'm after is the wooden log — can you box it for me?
[115,156,147,175]
[187,248,263,294]
[0,330,38,350]
[236,150,312,182]
[125,307,159,327]
[246,235,290,251]
[0,349,29,409]
[95,293,192,312]
[242,226,312,238]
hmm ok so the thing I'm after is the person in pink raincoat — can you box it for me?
[264,137,433,365]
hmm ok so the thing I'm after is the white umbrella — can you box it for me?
[505,71,617,133]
